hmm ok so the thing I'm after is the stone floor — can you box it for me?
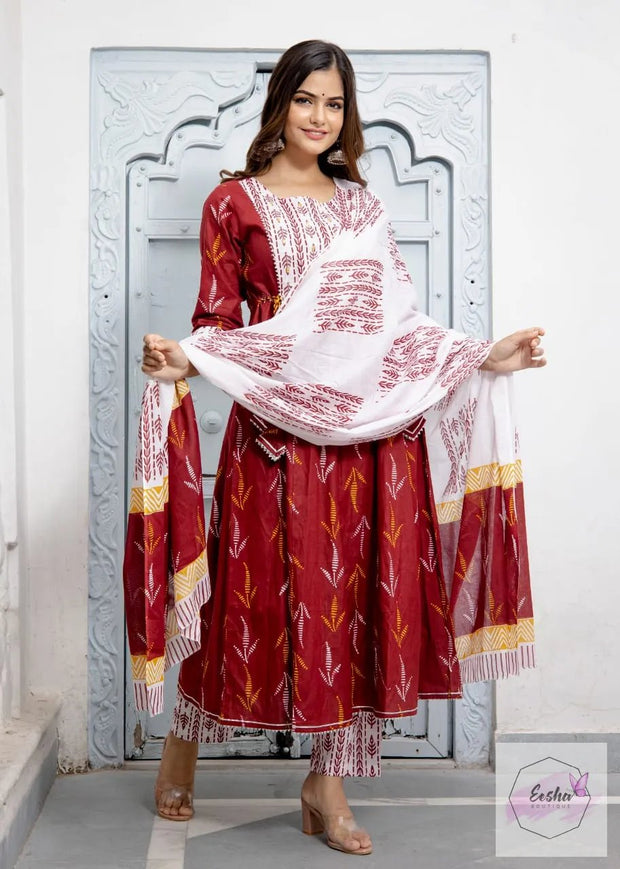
[13,760,620,868]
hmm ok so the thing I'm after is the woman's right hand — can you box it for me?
[141,334,193,382]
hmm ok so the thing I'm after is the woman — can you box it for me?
[132,39,545,856]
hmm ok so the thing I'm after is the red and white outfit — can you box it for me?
[124,177,535,778]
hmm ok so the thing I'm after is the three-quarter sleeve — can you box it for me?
[191,185,245,333]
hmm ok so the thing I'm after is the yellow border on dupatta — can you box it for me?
[128,477,169,515]
[172,549,208,604]
[455,617,535,660]
[131,653,165,686]
[436,459,523,525]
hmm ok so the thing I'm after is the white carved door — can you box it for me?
[88,49,490,767]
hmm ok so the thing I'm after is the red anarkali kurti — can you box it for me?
[172,178,467,736]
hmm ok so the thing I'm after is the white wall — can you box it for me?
[16,0,620,766]
[0,0,24,725]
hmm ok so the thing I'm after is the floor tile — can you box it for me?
[13,765,620,869]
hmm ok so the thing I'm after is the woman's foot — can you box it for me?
[301,772,373,855]
[154,732,199,821]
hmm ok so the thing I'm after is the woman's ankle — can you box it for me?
[166,731,197,749]
[305,771,343,781]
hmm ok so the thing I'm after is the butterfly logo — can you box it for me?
[569,771,589,797]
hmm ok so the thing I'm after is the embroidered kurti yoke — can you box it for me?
[172,178,475,745]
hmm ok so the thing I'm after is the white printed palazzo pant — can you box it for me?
[172,707,382,778]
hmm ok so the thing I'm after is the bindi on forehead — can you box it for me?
[295,88,344,100]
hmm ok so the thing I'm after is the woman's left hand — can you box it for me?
[481,327,546,373]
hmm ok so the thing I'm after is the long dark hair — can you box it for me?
[221,40,366,187]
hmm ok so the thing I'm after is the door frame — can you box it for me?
[88,47,492,768]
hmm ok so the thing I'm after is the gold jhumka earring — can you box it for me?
[326,142,346,165]
[256,137,285,158]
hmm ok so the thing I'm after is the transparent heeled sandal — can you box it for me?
[301,797,373,856]
[154,735,198,822]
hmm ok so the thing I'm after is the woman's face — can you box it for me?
[283,66,345,159]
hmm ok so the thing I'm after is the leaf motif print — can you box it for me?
[395,654,414,702]
[183,456,201,494]
[380,552,399,597]
[344,467,367,512]
[144,521,161,555]
[269,516,286,563]
[275,627,290,663]
[236,664,262,712]
[506,490,517,527]
[143,564,160,606]
[205,232,227,267]
[321,595,346,633]
[209,496,220,539]
[274,672,292,716]
[385,455,406,500]
[231,465,253,510]
[348,611,366,655]
[387,224,413,286]
[319,641,341,687]
[169,418,186,450]
[233,615,259,663]
[485,586,504,625]
[267,467,285,504]
[293,601,310,647]
[232,417,250,463]
[196,275,224,315]
[195,507,206,550]
[439,399,477,497]
[454,549,475,585]
[135,381,161,484]
[373,646,387,690]
[439,339,491,390]
[405,448,417,492]
[244,383,364,436]
[438,625,459,671]
[170,549,181,577]
[314,259,384,335]
[336,694,345,723]
[320,493,341,541]
[210,194,232,224]
[460,588,477,627]
[292,651,309,701]
[346,563,366,607]
[379,326,445,393]
[193,330,295,378]
[382,505,404,547]
[228,514,249,559]
[319,541,345,588]
[285,552,303,599]
[390,607,409,648]
[315,446,336,483]
[286,494,300,516]
[352,515,370,556]
[420,528,437,573]
[233,562,257,609]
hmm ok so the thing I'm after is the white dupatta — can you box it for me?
[179,210,495,444]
